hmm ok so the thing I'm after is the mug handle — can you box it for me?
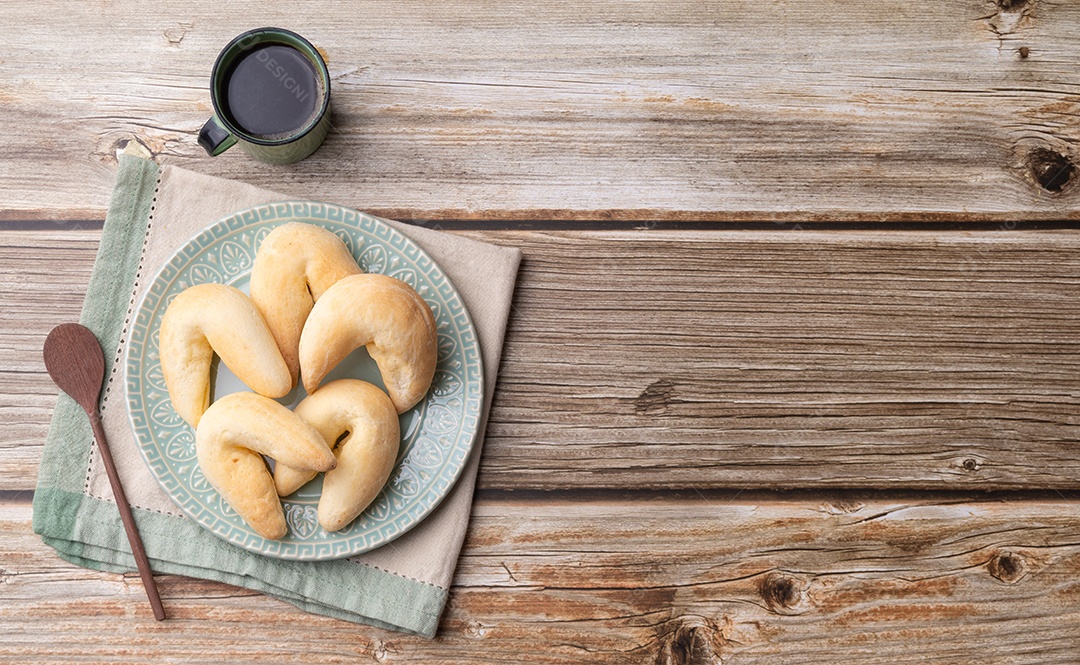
[198,116,237,156]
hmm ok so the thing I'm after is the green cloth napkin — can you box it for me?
[33,155,521,637]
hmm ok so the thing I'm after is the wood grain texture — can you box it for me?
[2,494,1079,664]
[0,231,95,488]
[1,0,1080,221]
[4,228,1080,491]
[480,228,1080,490]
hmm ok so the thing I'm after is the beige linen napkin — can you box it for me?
[34,154,521,637]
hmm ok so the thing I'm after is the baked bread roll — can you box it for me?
[275,379,400,532]
[160,283,291,427]
[250,223,361,387]
[298,273,438,413]
[196,392,338,540]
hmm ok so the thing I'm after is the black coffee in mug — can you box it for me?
[220,44,323,140]
[199,28,332,164]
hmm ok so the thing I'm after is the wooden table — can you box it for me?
[3,2,1079,662]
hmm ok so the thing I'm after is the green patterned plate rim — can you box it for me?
[125,201,484,560]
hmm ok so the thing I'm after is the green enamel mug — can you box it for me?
[198,28,331,165]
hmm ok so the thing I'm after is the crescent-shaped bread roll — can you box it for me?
[196,392,338,540]
[160,283,291,427]
[298,273,438,413]
[250,223,361,386]
[275,379,401,532]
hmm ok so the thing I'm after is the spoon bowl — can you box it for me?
[43,323,106,414]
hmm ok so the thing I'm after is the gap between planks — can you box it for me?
[5,216,1080,232]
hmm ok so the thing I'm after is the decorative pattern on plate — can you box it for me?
[126,201,483,561]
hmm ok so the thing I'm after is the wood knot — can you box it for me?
[987,0,1034,39]
[820,499,865,515]
[465,620,489,638]
[1018,46,1030,58]
[1028,148,1075,192]
[163,22,193,47]
[636,379,676,415]
[757,572,808,614]
[988,551,1027,584]
[995,0,1029,10]
[961,457,980,472]
[656,616,726,665]
[372,640,389,663]
[97,136,156,166]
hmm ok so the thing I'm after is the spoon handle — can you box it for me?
[88,411,166,621]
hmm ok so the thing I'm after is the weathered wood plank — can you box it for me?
[0,232,94,489]
[479,228,1080,490]
[2,495,1079,663]
[1,0,1080,221]
[3,228,1080,491]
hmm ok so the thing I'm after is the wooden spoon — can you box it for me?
[43,323,166,621]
